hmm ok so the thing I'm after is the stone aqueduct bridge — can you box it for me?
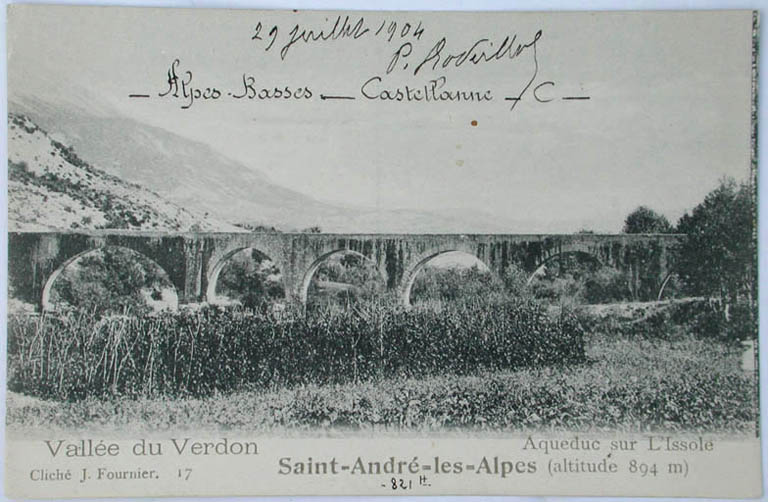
[8,231,682,310]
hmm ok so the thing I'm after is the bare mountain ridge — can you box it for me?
[8,96,525,233]
[7,112,240,232]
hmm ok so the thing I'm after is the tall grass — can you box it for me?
[7,332,753,434]
[8,299,585,401]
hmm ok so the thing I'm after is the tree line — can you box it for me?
[623,177,755,329]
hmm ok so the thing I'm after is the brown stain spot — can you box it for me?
[471,120,478,127]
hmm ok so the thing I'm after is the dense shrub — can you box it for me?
[410,266,506,303]
[216,249,284,309]
[583,268,633,304]
[576,298,757,343]
[680,300,757,342]
[306,253,385,309]
[530,274,584,304]
[48,247,176,316]
[7,299,585,401]
[527,254,635,305]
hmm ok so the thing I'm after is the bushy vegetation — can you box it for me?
[409,257,636,308]
[527,254,635,305]
[411,266,505,304]
[7,299,585,401]
[627,178,756,342]
[48,247,176,316]
[215,249,284,309]
[675,178,756,333]
[580,299,757,344]
[7,318,753,433]
[307,253,385,309]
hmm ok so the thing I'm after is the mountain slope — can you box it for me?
[9,96,523,233]
[9,96,345,229]
[7,113,241,232]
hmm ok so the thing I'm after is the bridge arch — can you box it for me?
[400,249,493,306]
[299,249,387,306]
[656,271,681,301]
[205,246,285,305]
[41,245,178,313]
[8,231,681,311]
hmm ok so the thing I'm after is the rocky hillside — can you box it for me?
[10,96,522,233]
[8,113,241,232]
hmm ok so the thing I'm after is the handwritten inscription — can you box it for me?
[360,76,491,102]
[251,16,425,60]
[410,30,542,76]
[150,59,584,111]
[132,16,590,111]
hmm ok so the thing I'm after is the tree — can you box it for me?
[50,247,172,316]
[675,178,755,308]
[675,178,756,342]
[622,206,673,233]
[217,249,284,309]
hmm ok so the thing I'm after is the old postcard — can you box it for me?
[3,5,762,499]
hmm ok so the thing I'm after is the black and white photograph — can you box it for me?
[2,4,763,498]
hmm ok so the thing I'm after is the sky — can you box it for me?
[6,6,755,232]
